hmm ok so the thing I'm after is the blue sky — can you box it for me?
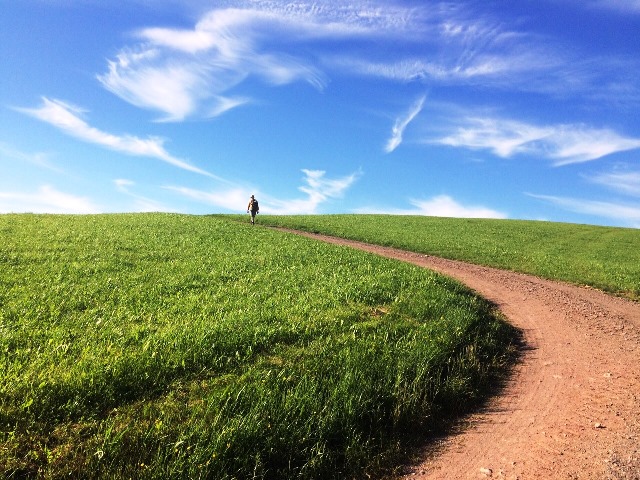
[2,0,640,227]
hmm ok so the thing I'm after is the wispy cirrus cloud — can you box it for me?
[324,5,570,90]
[98,4,347,121]
[96,1,638,122]
[435,117,640,165]
[407,195,507,218]
[587,169,640,197]
[584,0,640,14]
[16,97,215,177]
[100,2,522,122]
[528,193,640,227]
[163,185,249,212]
[277,168,361,214]
[323,4,639,106]
[334,50,568,90]
[357,194,507,219]
[166,168,360,214]
[329,57,491,82]
[385,95,425,153]
[114,179,172,212]
[0,141,63,173]
[0,185,100,214]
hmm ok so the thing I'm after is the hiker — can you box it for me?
[247,195,259,224]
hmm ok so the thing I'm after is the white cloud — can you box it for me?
[0,142,63,173]
[587,0,640,14]
[213,2,420,40]
[140,27,219,54]
[88,1,639,122]
[385,95,425,153]
[98,5,339,121]
[113,179,171,212]
[407,195,507,218]
[99,2,493,122]
[528,193,640,227]
[587,169,640,197]
[274,168,360,214]
[550,126,640,165]
[95,1,633,122]
[165,169,360,214]
[100,52,219,122]
[323,7,568,91]
[437,117,552,157]
[436,117,640,165]
[329,49,552,84]
[358,194,507,219]
[17,97,215,177]
[208,96,251,118]
[321,4,638,105]
[114,178,135,193]
[163,185,249,212]
[0,185,100,214]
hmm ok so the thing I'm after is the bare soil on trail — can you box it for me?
[282,229,640,480]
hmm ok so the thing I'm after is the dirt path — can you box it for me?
[281,229,640,479]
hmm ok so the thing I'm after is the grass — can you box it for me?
[0,213,517,479]
[245,214,640,300]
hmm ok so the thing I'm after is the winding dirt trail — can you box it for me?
[282,229,640,479]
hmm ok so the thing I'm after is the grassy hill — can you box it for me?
[245,214,640,300]
[1,213,517,479]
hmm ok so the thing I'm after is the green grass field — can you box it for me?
[246,214,640,300]
[1,214,517,479]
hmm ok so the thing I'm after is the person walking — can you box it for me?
[247,195,259,224]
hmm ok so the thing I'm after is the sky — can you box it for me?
[1,0,640,228]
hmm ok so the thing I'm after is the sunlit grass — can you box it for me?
[248,214,640,299]
[1,213,517,478]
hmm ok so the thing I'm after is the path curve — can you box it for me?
[281,229,640,479]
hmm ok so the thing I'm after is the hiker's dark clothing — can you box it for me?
[247,197,259,224]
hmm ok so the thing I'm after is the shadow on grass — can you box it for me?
[381,324,528,479]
